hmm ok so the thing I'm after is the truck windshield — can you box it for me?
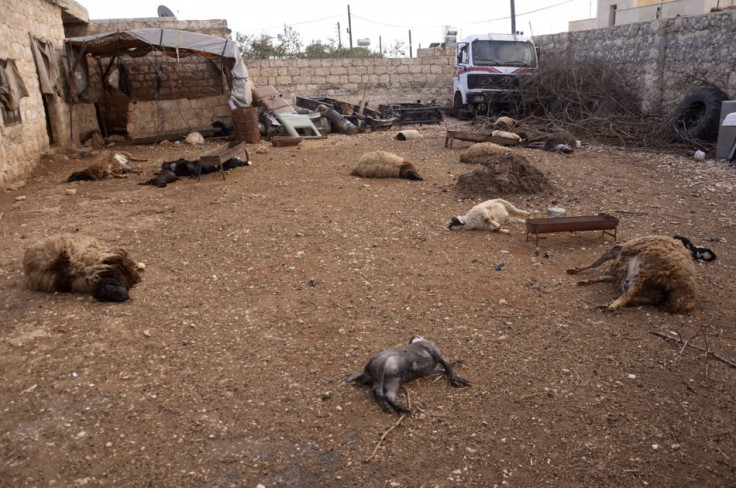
[471,40,536,68]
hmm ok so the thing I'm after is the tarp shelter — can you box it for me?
[64,28,252,108]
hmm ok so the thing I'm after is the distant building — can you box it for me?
[569,0,735,31]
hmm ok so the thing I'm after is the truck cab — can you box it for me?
[453,33,538,116]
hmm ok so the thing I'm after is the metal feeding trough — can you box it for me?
[198,141,248,180]
[525,214,619,245]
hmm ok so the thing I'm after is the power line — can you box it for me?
[234,15,340,34]
[350,0,576,30]
[470,0,577,25]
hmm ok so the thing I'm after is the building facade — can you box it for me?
[569,0,733,31]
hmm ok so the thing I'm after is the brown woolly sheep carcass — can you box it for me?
[350,151,423,181]
[23,234,143,302]
[66,152,137,183]
[567,235,697,314]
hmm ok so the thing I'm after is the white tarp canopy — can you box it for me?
[65,28,252,108]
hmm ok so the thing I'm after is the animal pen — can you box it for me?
[63,28,252,143]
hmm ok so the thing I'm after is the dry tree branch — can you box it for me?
[364,391,411,463]
[511,54,678,147]
[650,331,736,369]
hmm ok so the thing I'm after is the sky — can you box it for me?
[84,0,598,53]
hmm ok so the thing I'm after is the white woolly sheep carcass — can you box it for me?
[448,198,531,233]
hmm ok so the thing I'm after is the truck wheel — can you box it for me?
[453,92,466,111]
[672,88,728,142]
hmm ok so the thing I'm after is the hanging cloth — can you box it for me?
[30,37,61,96]
[0,59,30,110]
[118,63,132,97]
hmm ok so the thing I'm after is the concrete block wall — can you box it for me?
[70,19,232,135]
[127,95,231,138]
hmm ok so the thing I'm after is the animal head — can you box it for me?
[112,153,132,172]
[549,143,573,154]
[398,162,423,181]
[674,235,717,262]
[409,335,426,344]
[447,216,465,230]
[92,275,131,302]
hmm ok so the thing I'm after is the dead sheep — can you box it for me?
[350,151,423,181]
[567,235,697,314]
[448,198,531,234]
[526,128,577,154]
[347,336,469,413]
[542,128,577,153]
[139,157,251,188]
[66,152,137,182]
[459,142,511,163]
[23,234,143,302]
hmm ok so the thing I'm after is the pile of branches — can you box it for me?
[511,54,676,147]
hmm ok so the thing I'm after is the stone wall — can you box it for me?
[536,8,736,114]
[245,46,456,108]
[0,0,82,190]
[245,9,735,116]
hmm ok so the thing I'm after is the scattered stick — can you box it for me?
[364,392,410,463]
[614,210,648,216]
[650,331,736,369]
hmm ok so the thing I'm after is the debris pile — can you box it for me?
[455,152,553,198]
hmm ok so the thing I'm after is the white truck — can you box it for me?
[452,33,539,115]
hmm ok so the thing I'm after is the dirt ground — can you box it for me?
[1,119,735,487]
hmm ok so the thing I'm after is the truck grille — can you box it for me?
[467,74,519,91]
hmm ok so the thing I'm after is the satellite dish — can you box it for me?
[157,5,176,18]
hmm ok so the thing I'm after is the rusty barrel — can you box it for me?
[232,107,260,143]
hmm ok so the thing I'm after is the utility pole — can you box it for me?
[347,5,353,49]
[337,22,342,49]
[510,0,516,34]
[379,36,382,56]
[408,29,412,58]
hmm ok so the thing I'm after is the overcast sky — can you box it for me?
[84,0,597,52]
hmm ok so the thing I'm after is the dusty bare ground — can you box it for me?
[1,120,736,487]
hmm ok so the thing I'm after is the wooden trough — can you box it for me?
[525,214,619,245]
[271,136,302,147]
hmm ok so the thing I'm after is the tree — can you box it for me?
[384,40,407,58]
[276,25,302,58]
[236,25,387,59]
[237,32,281,59]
